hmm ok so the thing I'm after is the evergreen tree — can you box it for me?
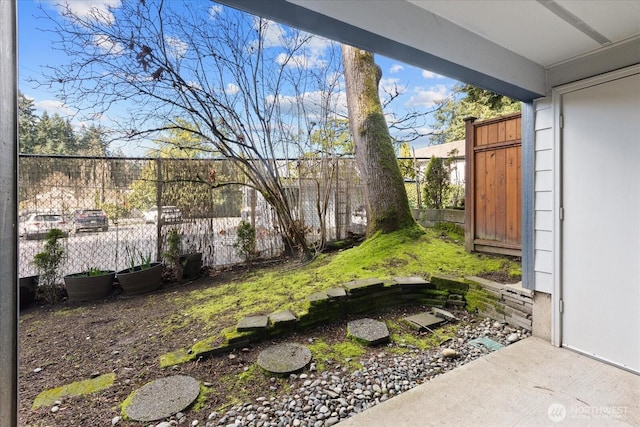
[77,124,108,156]
[430,84,521,144]
[33,112,78,154]
[18,91,38,153]
[423,156,449,209]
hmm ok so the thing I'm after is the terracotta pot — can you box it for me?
[180,252,202,281]
[116,262,163,295]
[64,271,115,302]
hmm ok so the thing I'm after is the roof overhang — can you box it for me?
[216,0,640,102]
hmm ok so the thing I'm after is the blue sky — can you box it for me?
[18,0,459,156]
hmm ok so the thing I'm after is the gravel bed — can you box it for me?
[139,315,530,427]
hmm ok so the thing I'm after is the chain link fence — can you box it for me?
[18,155,369,278]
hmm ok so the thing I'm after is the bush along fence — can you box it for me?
[159,275,532,367]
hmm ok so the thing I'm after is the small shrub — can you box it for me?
[446,184,465,209]
[164,228,183,280]
[234,220,257,265]
[32,228,67,304]
[423,156,450,209]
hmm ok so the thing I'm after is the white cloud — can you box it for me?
[54,0,121,25]
[276,52,327,69]
[34,99,77,117]
[304,34,333,53]
[422,70,445,79]
[183,81,202,91]
[379,77,406,95]
[93,34,124,54]
[405,84,450,108]
[166,36,188,59]
[209,4,223,19]
[276,34,334,70]
[389,64,404,74]
[225,83,240,95]
[253,17,286,49]
[267,90,347,119]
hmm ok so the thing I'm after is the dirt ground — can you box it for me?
[20,267,476,427]
[18,256,520,427]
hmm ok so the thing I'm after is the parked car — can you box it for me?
[21,212,69,240]
[143,206,182,224]
[69,209,109,233]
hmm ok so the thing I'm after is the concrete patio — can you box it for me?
[338,337,639,426]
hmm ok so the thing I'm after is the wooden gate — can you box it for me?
[464,113,521,256]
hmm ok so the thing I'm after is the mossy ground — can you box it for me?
[32,373,116,409]
[20,227,520,425]
[169,227,520,334]
[157,227,519,366]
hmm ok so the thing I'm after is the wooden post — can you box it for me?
[464,117,477,252]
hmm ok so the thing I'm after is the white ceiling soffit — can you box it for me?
[411,0,640,67]
[215,0,640,101]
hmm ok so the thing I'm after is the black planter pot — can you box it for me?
[180,252,203,281]
[64,271,115,302]
[19,275,38,309]
[116,262,163,295]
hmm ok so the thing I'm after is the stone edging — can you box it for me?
[159,275,529,367]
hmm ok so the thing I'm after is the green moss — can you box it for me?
[33,373,116,409]
[465,286,502,313]
[120,389,136,419]
[433,222,465,240]
[333,341,367,364]
[192,335,221,353]
[54,307,85,317]
[237,364,265,382]
[192,383,213,412]
[157,228,519,353]
[308,339,364,371]
[159,348,194,368]
[387,321,459,354]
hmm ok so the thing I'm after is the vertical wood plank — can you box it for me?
[495,147,507,242]
[479,125,489,146]
[506,119,517,141]
[475,151,486,240]
[464,117,477,252]
[485,149,496,240]
[475,127,482,146]
[487,123,498,145]
[497,121,506,142]
[516,144,522,242]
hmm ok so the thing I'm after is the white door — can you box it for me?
[561,72,640,373]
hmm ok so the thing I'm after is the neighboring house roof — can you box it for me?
[413,140,465,159]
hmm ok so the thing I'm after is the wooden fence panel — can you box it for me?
[465,113,522,256]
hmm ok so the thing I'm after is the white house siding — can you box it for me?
[414,140,466,186]
[533,97,554,294]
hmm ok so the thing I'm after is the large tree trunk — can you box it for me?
[342,45,416,235]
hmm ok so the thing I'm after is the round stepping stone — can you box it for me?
[123,375,200,422]
[347,318,390,345]
[257,343,312,374]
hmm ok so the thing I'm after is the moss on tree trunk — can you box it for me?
[342,45,418,235]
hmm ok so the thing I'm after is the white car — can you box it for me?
[143,206,182,224]
[21,212,70,240]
